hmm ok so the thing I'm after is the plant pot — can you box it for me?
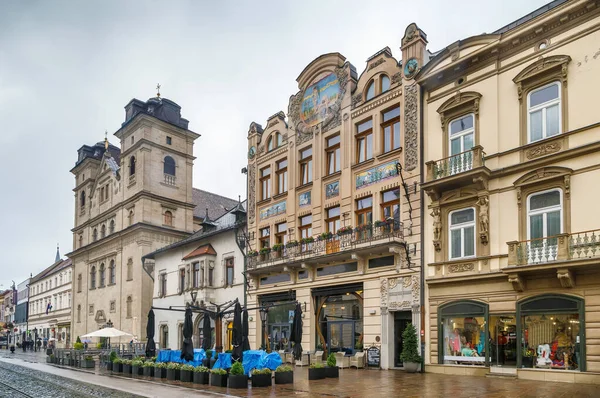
[522,356,534,368]
[46,357,52,364]
[83,360,95,369]
[275,371,293,384]
[403,362,419,373]
[113,363,123,373]
[180,369,193,383]
[46,349,53,356]
[143,366,154,377]
[166,368,180,381]
[123,364,132,375]
[251,372,272,387]
[210,373,228,387]
[228,374,248,389]
[107,362,113,371]
[272,251,282,259]
[325,366,339,378]
[193,371,209,384]
[132,365,142,376]
[308,367,326,380]
[154,368,166,379]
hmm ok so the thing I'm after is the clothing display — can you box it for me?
[536,343,551,366]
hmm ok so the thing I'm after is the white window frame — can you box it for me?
[526,188,563,241]
[448,207,476,260]
[449,113,475,156]
[527,81,561,143]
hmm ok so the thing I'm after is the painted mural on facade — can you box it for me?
[259,201,286,220]
[355,161,399,189]
[300,72,340,128]
[326,181,339,199]
[299,191,311,207]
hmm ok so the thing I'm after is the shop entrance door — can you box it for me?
[394,311,412,367]
[270,324,291,351]
[328,321,355,355]
[490,314,517,372]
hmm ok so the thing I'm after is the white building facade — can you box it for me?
[145,202,246,351]
[29,259,73,348]
[15,278,30,345]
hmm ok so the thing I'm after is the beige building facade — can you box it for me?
[419,0,600,382]
[245,27,426,369]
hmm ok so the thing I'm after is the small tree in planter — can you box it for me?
[228,361,248,389]
[251,368,272,387]
[122,359,133,375]
[202,350,215,368]
[210,368,228,387]
[274,365,293,385]
[83,355,96,369]
[142,361,155,377]
[308,362,326,380]
[131,359,144,377]
[107,351,117,371]
[73,337,84,351]
[166,362,181,381]
[47,354,54,364]
[399,323,422,373]
[113,358,123,373]
[154,362,167,379]
[325,353,339,378]
[193,365,210,384]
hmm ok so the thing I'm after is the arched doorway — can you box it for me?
[193,313,215,349]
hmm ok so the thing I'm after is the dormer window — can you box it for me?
[267,132,283,152]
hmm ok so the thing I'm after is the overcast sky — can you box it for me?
[0,0,549,289]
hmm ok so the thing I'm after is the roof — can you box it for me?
[192,189,239,221]
[182,244,217,260]
[492,0,569,34]
[31,259,73,284]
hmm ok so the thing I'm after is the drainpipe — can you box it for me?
[419,83,426,373]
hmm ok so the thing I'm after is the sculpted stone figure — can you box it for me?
[431,208,442,243]
[477,196,489,234]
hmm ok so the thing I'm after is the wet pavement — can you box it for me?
[2,349,600,397]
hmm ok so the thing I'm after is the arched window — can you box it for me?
[78,235,83,248]
[77,305,81,323]
[127,258,133,281]
[109,260,116,285]
[267,136,274,152]
[438,300,488,366]
[109,220,115,234]
[126,296,132,318]
[366,81,375,101]
[99,263,105,287]
[380,75,390,93]
[164,156,176,176]
[90,266,96,289]
[129,156,136,176]
[77,274,82,292]
[92,228,98,242]
[160,325,169,349]
[267,132,283,152]
[80,191,86,208]
[164,210,173,226]
[100,224,106,239]
[128,210,134,226]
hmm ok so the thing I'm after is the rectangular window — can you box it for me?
[356,197,373,226]
[225,258,234,287]
[208,266,214,287]
[260,167,271,200]
[381,188,400,226]
[260,273,291,285]
[159,273,167,297]
[368,255,395,269]
[179,269,185,294]
[89,305,94,315]
[276,159,288,194]
[449,114,475,174]
[275,222,287,245]
[326,135,341,175]
[166,136,172,145]
[260,227,270,249]
[356,119,373,163]
[528,82,561,143]
[382,107,401,153]
[527,189,562,262]
[299,147,313,185]
[316,262,358,277]
[449,208,476,259]
[193,262,200,288]
[326,206,341,234]
[299,215,312,240]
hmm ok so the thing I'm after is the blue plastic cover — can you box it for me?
[261,352,282,370]
[212,352,232,369]
[242,350,266,375]
[157,350,170,363]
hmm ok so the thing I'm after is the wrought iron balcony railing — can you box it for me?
[507,229,600,266]
[248,221,404,270]
[426,146,485,182]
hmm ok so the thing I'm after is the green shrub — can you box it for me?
[73,342,84,350]
[166,362,181,370]
[180,364,195,371]
[109,351,118,362]
[309,362,324,369]
[76,336,82,344]
[399,323,422,364]
[251,368,272,375]
[275,365,293,373]
[142,361,154,368]
[326,353,336,367]
[96,343,102,349]
[210,368,227,375]
[150,356,157,362]
[85,355,93,361]
[132,359,144,367]
[230,361,244,375]
[154,362,167,368]
[122,359,132,365]
[113,358,123,365]
[194,365,210,373]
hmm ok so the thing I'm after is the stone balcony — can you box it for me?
[505,229,600,291]
[247,222,405,274]
[422,146,490,198]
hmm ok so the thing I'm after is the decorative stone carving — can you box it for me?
[411,275,420,303]
[516,187,522,209]
[404,84,418,171]
[351,94,362,109]
[380,278,388,308]
[391,72,402,85]
[431,208,442,252]
[564,175,570,199]
[526,141,562,159]
[248,166,256,223]
[477,196,489,245]
[508,274,525,292]
[368,58,386,71]
[557,269,575,288]
[448,263,474,273]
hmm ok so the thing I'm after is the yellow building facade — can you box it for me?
[419,0,600,382]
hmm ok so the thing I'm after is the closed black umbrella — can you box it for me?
[242,308,251,352]
[145,309,156,358]
[202,313,212,351]
[231,301,243,362]
[290,302,303,360]
[180,307,194,362]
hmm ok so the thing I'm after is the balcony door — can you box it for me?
[527,189,562,263]
[449,114,474,175]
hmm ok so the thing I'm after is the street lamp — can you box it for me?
[33,328,37,352]
[190,291,198,307]
[259,307,269,352]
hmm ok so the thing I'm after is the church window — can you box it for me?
[164,211,173,226]
[109,260,116,285]
[129,156,136,176]
[126,296,132,318]
[99,263,105,288]
[90,266,96,289]
[164,156,176,176]
[127,258,133,281]
[109,220,115,234]
[100,224,106,239]
[80,191,86,208]
[166,136,172,145]
[92,228,98,242]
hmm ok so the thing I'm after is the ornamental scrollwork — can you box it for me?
[248,166,256,223]
[404,84,418,171]
[448,263,475,273]
[525,142,562,159]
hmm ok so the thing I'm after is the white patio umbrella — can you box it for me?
[82,327,132,350]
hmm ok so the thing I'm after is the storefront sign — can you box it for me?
[298,191,311,207]
[325,181,339,199]
[355,161,399,190]
[367,346,380,367]
[259,201,286,220]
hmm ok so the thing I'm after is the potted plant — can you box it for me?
[47,354,54,364]
[399,323,422,373]
[274,365,293,385]
[83,355,96,369]
[247,250,259,257]
[355,342,364,351]
[202,350,214,368]
[308,362,326,380]
[154,362,167,379]
[318,232,333,241]
[179,364,194,383]
[251,368,272,387]
[107,351,117,371]
[142,361,155,377]
[166,362,181,381]
[228,361,248,389]
[325,353,339,378]
[132,359,144,376]
[113,358,123,373]
[300,237,314,244]
[122,359,133,375]
[271,243,284,258]
[259,247,271,261]
[336,226,352,236]
[286,240,299,248]
[193,365,210,384]
[522,348,536,368]
[210,368,228,387]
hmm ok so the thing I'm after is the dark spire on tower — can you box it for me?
[55,243,61,263]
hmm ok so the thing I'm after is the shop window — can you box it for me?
[449,208,476,259]
[382,106,400,153]
[315,287,363,354]
[325,135,341,175]
[299,147,313,185]
[438,300,488,366]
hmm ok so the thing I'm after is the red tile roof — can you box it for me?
[182,244,217,260]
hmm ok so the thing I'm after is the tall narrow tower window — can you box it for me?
[164,156,176,176]
[129,156,136,176]
[80,191,86,208]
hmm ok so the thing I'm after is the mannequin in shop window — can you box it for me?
[550,324,573,369]
[449,329,461,355]
[537,343,551,367]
